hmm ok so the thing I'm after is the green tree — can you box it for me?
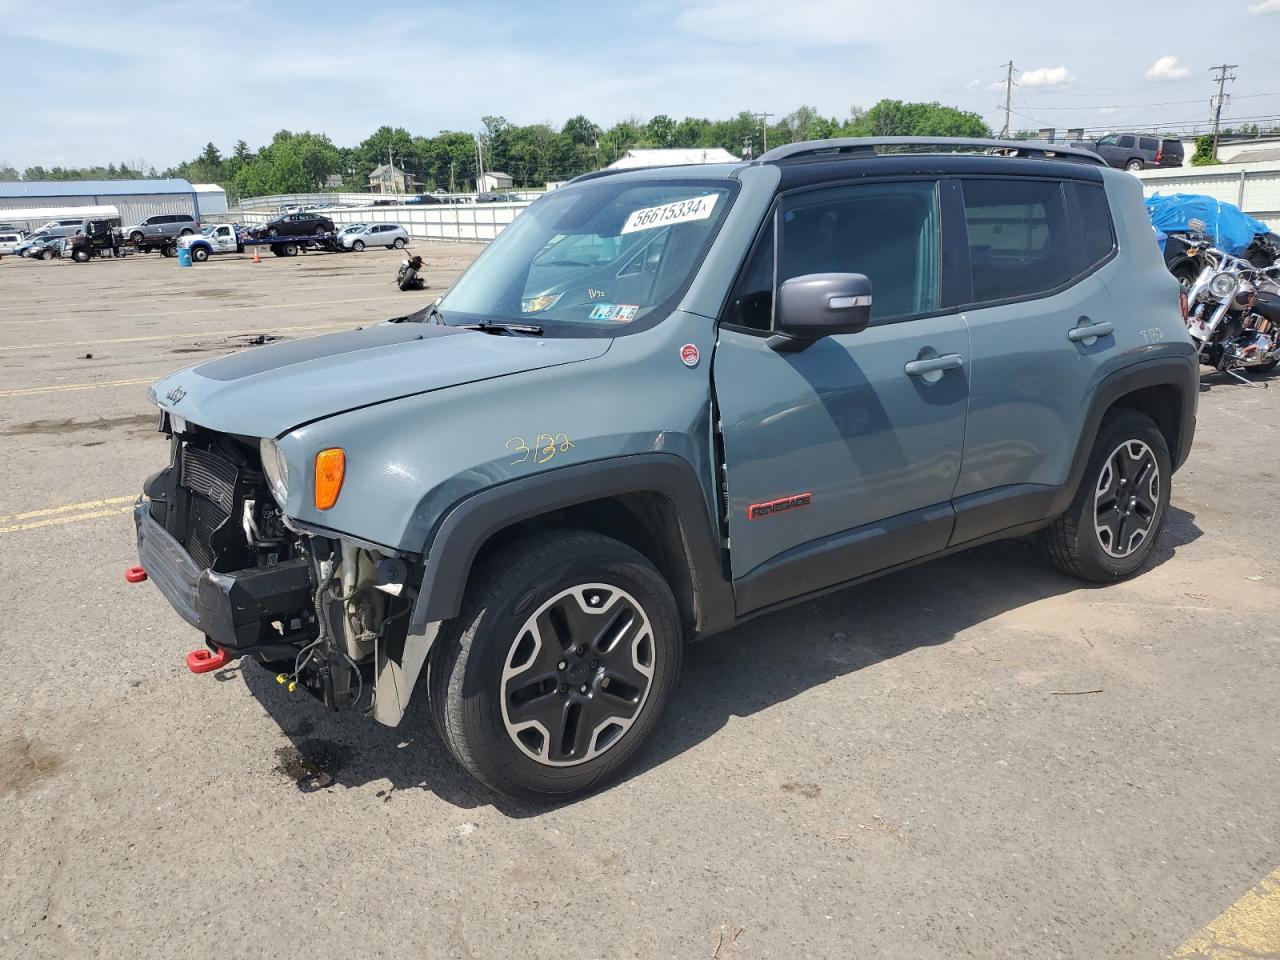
[844,100,990,138]
[561,114,599,147]
[1190,135,1220,166]
[645,114,675,147]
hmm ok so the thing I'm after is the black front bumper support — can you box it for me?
[134,502,314,651]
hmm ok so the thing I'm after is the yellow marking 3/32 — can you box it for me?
[506,433,575,466]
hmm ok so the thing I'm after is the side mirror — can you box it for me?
[770,273,873,351]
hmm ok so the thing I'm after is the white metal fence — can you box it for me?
[236,201,532,243]
[1135,160,1280,226]
[237,189,543,211]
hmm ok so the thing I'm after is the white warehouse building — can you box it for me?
[0,178,204,228]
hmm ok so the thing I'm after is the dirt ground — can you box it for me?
[0,246,1277,960]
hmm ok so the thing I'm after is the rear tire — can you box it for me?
[163,243,178,257]
[1040,410,1171,582]
[429,530,682,802]
[1125,159,1144,172]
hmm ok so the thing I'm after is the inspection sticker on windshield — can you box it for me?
[621,194,719,235]
[588,303,638,322]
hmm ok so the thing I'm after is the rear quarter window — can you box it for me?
[1139,137,1158,151]
[1074,183,1116,269]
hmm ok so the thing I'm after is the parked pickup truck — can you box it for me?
[133,136,1197,802]
[178,224,245,261]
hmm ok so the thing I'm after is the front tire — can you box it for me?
[352,239,365,252]
[39,249,53,260]
[191,246,209,262]
[129,231,144,244]
[1041,410,1171,581]
[392,237,406,249]
[72,249,90,263]
[429,530,682,802]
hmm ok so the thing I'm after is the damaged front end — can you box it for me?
[134,417,427,723]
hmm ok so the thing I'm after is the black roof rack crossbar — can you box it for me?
[756,136,1106,166]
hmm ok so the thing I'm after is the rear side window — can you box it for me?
[1118,135,1135,148]
[1074,183,1116,269]
[960,178,1073,303]
[1138,137,1158,152]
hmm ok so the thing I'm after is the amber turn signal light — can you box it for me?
[314,448,345,510]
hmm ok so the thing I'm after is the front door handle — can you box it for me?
[904,353,964,377]
[1068,319,1114,343]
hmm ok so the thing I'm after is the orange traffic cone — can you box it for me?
[253,247,260,264]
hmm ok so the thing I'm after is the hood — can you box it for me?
[148,322,612,437]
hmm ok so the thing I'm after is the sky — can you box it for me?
[2,0,1279,171]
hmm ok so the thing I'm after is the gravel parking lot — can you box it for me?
[1,247,1277,959]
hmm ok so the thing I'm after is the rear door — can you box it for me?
[949,176,1119,543]
[714,178,971,610]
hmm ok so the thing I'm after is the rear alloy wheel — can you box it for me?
[392,237,406,249]
[1041,410,1171,581]
[429,530,681,801]
[1125,159,1144,172]
[352,239,365,252]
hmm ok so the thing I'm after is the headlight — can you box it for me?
[1209,271,1239,299]
[259,438,289,506]
[521,293,561,313]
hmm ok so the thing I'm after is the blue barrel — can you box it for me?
[177,246,192,267]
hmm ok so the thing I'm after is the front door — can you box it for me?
[713,179,971,614]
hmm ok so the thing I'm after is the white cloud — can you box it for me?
[1020,66,1073,87]
[1145,56,1190,80]
[1249,0,1280,12]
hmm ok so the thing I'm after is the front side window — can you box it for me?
[1097,135,1118,147]
[438,179,735,337]
[960,178,1073,303]
[778,180,940,324]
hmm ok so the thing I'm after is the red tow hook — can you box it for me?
[125,565,148,583]
[186,647,230,674]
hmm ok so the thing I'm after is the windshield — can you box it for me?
[437,178,736,337]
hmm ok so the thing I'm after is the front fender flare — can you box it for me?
[408,453,734,636]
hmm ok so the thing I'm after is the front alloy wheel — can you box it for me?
[1093,440,1160,558]
[501,584,655,766]
[429,530,681,801]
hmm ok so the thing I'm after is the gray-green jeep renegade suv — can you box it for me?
[135,138,1197,801]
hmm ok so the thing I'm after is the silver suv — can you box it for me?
[125,213,199,244]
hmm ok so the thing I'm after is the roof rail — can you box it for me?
[756,136,1106,166]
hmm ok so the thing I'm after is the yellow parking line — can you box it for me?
[0,505,133,535]
[0,320,355,351]
[0,377,156,399]
[0,496,135,524]
[1173,866,1280,958]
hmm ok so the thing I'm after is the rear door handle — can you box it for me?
[904,353,964,377]
[1068,319,1114,343]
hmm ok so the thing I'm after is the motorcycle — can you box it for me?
[1184,244,1280,382]
[396,255,426,292]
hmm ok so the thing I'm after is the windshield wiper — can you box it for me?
[459,320,544,335]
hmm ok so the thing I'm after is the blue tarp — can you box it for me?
[1144,193,1270,257]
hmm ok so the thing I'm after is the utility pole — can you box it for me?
[475,134,485,193]
[999,61,1015,138]
[753,112,774,153]
[1209,63,1238,162]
